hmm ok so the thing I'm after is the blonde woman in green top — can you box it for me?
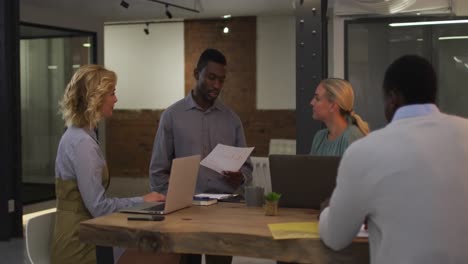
[310,78,369,156]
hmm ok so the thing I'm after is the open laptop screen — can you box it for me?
[269,155,341,210]
[119,155,200,215]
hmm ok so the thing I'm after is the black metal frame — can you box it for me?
[295,0,328,154]
[0,0,22,240]
[146,0,200,13]
[20,21,98,64]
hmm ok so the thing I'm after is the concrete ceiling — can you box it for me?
[21,0,298,22]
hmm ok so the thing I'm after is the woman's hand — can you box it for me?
[143,192,166,202]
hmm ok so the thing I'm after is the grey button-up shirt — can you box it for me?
[149,93,253,194]
[55,126,143,217]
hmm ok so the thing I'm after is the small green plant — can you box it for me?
[264,192,281,202]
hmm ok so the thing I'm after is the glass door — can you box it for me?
[433,25,468,118]
[346,18,468,130]
[20,23,96,204]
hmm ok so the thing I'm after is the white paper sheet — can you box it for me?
[357,224,369,238]
[200,144,254,174]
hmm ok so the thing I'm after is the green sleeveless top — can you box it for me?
[50,166,109,264]
[310,124,364,157]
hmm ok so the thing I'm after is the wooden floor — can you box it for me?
[0,238,30,264]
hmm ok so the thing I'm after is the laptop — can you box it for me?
[269,155,341,210]
[119,155,201,215]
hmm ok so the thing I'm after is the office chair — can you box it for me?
[25,211,56,264]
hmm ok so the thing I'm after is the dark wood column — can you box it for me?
[0,0,22,240]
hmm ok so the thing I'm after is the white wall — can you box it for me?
[104,23,184,109]
[328,14,345,78]
[105,17,295,110]
[256,16,296,110]
[454,0,468,15]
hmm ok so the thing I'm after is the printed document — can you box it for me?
[200,144,254,174]
[357,224,369,238]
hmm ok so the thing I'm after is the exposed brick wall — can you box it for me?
[106,17,296,178]
[184,17,257,115]
[106,110,162,177]
[241,110,296,156]
[106,108,296,177]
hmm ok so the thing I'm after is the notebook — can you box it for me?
[192,197,218,206]
[119,155,200,215]
[269,155,341,210]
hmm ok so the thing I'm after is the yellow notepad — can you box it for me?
[268,222,320,240]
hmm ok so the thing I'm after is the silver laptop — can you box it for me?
[119,155,200,215]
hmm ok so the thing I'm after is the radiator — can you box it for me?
[250,157,272,194]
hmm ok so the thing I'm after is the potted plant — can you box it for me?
[264,192,281,216]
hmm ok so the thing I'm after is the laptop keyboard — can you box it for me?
[145,203,165,212]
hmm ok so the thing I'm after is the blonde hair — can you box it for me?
[59,65,117,129]
[320,78,370,135]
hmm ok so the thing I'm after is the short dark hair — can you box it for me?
[383,55,437,104]
[196,48,226,71]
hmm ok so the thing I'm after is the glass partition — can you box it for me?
[433,25,468,118]
[20,22,96,204]
[346,18,468,130]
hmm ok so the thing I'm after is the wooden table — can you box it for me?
[79,203,369,263]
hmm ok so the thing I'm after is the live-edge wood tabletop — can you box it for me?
[79,202,368,263]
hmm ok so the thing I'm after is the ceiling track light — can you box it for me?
[165,4,173,19]
[389,19,468,27]
[146,0,200,13]
[144,22,149,35]
[120,0,129,9]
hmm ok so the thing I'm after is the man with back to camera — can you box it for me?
[149,48,253,264]
[319,55,468,264]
